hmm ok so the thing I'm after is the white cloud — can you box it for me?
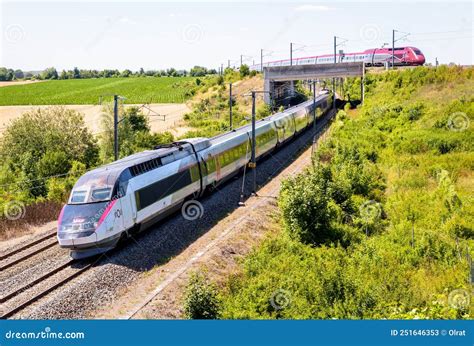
[294,5,333,12]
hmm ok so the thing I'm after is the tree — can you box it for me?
[0,67,14,81]
[279,166,335,245]
[0,107,99,197]
[40,67,58,80]
[99,104,174,161]
[239,64,250,78]
[13,69,24,79]
[121,69,132,78]
[166,68,178,77]
[190,66,207,77]
[59,70,68,80]
[73,67,81,79]
[139,67,145,76]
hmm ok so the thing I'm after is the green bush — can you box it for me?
[0,106,98,197]
[183,273,221,319]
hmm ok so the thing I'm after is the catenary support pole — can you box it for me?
[251,91,257,195]
[113,95,119,161]
[229,83,233,130]
[333,36,337,109]
[392,29,395,69]
[290,43,293,66]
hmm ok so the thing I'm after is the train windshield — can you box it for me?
[58,202,108,233]
[69,172,116,204]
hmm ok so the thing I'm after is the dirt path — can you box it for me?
[91,113,334,319]
[0,80,44,87]
[0,103,191,136]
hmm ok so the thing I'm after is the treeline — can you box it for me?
[0,65,220,81]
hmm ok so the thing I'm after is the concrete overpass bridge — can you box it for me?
[263,62,365,107]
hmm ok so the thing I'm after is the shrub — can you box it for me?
[239,64,250,78]
[0,106,98,197]
[183,272,221,319]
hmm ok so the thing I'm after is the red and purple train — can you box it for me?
[250,46,425,70]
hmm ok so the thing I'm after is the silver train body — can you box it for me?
[57,94,332,258]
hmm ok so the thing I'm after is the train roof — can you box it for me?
[80,138,211,182]
[74,95,329,189]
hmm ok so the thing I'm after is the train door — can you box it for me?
[100,198,124,239]
[116,171,134,230]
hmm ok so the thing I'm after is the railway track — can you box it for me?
[0,228,94,319]
[0,258,92,319]
[0,229,57,271]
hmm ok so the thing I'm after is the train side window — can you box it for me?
[116,169,132,198]
[206,154,216,173]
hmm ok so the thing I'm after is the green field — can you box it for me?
[0,77,196,105]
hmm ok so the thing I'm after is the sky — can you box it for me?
[0,1,472,71]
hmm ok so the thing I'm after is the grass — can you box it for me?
[216,66,473,319]
[0,77,197,105]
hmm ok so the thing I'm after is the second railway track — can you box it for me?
[0,258,92,319]
[0,229,57,271]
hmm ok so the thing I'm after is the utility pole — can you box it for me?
[290,42,293,66]
[260,49,263,72]
[311,80,318,156]
[250,91,257,195]
[392,29,395,69]
[361,63,365,104]
[312,80,316,132]
[334,37,336,109]
[228,59,230,68]
[229,83,233,130]
[240,54,243,67]
[113,95,119,161]
[220,63,223,76]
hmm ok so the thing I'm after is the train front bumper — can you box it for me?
[57,229,97,249]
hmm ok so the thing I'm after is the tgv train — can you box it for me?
[250,46,425,70]
[57,94,333,258]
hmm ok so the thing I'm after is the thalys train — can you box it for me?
[57,94,333,258]
[250,46,425,70]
